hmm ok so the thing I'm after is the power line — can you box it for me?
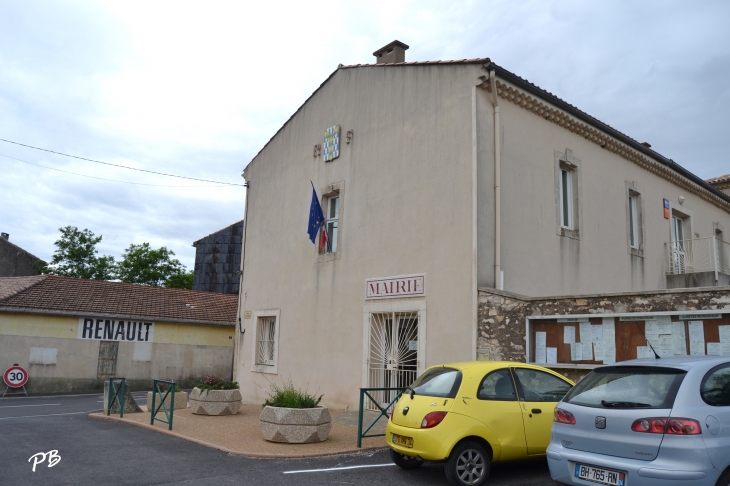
[0,138,246,187]
[0,153,232,188]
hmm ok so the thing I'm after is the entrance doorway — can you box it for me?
[366,311,418,410]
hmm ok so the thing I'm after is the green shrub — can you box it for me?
[197,375,239,394]
[263,378,323,409]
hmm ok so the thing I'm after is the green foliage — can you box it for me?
[116,242,187,287]
[197,375,239,394]
[263,378,323,409]
[42,226,116,280]
[165,271,194,289]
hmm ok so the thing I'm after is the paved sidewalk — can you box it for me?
[91,404,388,458]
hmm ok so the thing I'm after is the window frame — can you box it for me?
[625,182,645,257]
[323,194,339,254]
[700,363,730,407]
[512,367,574,403]
[554,149,581,240]
[477,368,518,401]
[316,181,344,263]
[251,309,280,374]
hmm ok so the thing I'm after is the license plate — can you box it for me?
[391,434,413,449]
[574,463,625,486]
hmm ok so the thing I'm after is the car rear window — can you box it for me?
[563,366,686,409]
[411,367,462,398]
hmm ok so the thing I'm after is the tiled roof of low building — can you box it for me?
[0,275,237,325]
[0,275,46,301]
[707,173,730,185]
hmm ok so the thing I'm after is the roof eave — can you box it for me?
[484,61,730,205]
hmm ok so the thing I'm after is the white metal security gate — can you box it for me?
[366,311,418,411]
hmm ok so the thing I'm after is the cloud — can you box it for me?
[1,0,728,271]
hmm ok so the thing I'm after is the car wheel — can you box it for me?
[389,449,424,470]
[717,470,730,486]
[444,441,490,486]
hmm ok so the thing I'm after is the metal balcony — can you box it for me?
[666,237,730,288]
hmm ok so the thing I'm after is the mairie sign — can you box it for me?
[77,317,154,342]
[366,274,425,300]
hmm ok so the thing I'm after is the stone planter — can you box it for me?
[146,391,188,410]
[189,387,242,415]
[260,405,331,443]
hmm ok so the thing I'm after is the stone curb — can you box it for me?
[88,413,385,459]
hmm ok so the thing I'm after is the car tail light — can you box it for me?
[421,411,447,428]
[554,408,576,425]
[631,417,701,435]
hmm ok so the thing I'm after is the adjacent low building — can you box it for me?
[0,233,44,278]
[0,275,237,393]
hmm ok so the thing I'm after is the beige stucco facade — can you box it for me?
[0,312,234,393]
[237,60,730,409]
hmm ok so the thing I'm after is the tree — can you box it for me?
[116,242,188,287]
[42,226,116,280]
[165,272,194,289]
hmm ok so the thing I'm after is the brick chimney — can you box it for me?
[373,40,409,64]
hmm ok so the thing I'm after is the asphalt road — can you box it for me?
[0,392,556,485]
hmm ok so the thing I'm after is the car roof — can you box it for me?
[608,356,730,371]
[430,361,559,372]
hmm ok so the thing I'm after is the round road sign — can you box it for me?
[4,365,28,388]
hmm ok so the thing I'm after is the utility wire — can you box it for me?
[0,153,231,188]
[0,138,246,187]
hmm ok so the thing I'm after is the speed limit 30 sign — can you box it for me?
[4,365,29,388]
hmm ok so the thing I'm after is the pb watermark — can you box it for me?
[28,450,61,472]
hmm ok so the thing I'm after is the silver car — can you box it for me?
[548,356,730,486]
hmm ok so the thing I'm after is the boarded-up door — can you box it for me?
[97,341,119,379]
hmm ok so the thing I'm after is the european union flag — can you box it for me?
[307,183,325,244]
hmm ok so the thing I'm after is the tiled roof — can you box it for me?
[0,275,45,301]
[0,275,237,325]
[338,58,490,69]
[707,173,730,185]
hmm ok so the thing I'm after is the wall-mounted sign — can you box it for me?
[679,314,721,320]
[663,198,670,219]
[365,274,425,300]
[77,317,155,342]
[323,125,340,162]
[618,316,657,321]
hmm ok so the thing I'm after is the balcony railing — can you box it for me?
[666,236,730,279]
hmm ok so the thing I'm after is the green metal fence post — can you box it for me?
[357,388,365,448]
[150,379,175,430]
[356,387,405,448]
[107,377,126,417]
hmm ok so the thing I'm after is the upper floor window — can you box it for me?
[554,149,581,239]
[316,181,344,263]
[560,168,574,229]
[325,195,339,253]
[628,194,639,248]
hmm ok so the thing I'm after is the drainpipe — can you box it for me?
[489,70,502,290]
[233,177,251,382]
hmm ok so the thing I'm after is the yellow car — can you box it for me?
[386,361,574,486]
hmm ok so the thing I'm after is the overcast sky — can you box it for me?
[1,0,728,270]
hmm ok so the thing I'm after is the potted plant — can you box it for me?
[189,375,241,416]
[259,379,331,443]
[146,382,188,411]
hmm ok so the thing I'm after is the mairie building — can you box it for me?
[234,41,730,409]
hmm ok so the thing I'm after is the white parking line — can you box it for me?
[283,464,395,474]
[0,403,60,408]
[0,410,101,419]
[0,393,103,400]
